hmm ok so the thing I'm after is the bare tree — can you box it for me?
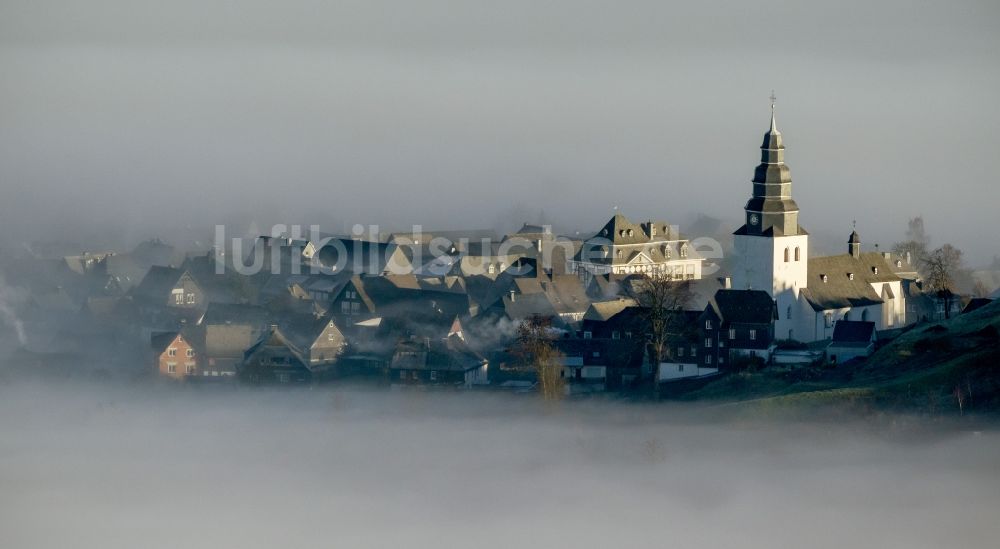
[923,244,963,319]
[631,273,694,379]
[514,315,565,400]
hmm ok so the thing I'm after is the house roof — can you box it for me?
[132,265,185,302]
[583,298,637,322]
[962,298,994,315]
[831,320,876,345]
[201,303,270,326]
[708,289,777,324]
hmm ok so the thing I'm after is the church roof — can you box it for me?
[801,252,900,311]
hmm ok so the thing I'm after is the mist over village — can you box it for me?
[2,1,1000,548]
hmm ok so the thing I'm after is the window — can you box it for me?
[172,289,183,304]
[186,348,194,358]
[185,293,196,304]
[612,331,620,340]
[678,364,684,372]
[794,247,801,261]
[861,308,869,321]
[166,363,176,374]
[729,329,736,340]
[168,348,177,357]
[186,363,195,375]
[848,273,855,280]
[277,373,290,383]
[488,263,496,274]
[749,329,757,340]
[719,356,725,365]
[583,331,592,339]
[718,340,725,348]
[786,306,792,320]
[680,245,688,258]
[690,346,696,357]
[704,338,712,348]
[677,347,685,357]
[592,351,600,357]
[784,247,790,262]
[705,355,712,364]
[705,320,712,330]
[429,371,438,381]
[341,301,351,314]
[411,371,419,380]
[625,332,632,339]
[824,312,833,328]
[399,371,407,380]
[351,302,361,314]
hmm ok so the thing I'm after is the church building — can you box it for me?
[731,103,905,343]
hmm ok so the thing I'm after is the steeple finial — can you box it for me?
[769,90,777,131]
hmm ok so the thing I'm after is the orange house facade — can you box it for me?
[152,332,200,380]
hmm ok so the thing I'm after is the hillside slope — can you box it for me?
[681,301,1000,416]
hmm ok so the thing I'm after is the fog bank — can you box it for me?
[1,383,998,548]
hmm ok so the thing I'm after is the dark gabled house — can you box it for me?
[825,320,877,364]
[240,315,348,384]
[701,289,778,368]
[131,266,206,319]
[388,334,488,387]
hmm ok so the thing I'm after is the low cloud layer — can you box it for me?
[1,382,998,548]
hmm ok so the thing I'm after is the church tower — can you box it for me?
[732,98,809,340]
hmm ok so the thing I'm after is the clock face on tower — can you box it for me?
[749,214,759,226]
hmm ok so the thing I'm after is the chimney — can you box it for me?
[509,290,516,302]
[723,276,732,289]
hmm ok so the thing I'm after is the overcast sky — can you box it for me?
[1,1,998,262]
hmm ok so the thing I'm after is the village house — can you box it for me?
[388,334,489,387]
[700,289,778,368]
[151,329,202,380]
[825,320,877,364]
[240,315,348,384]
[568,213,705,285]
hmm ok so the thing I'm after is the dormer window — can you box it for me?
[872,266,879,275]
[848,273,855,280]
[664,246,671,259]
[650,226,656,236]
[895,260,902,268]
[627,229,634,237]
[821,274,828,283]
[616,250,623,258]
[680,244,688,258]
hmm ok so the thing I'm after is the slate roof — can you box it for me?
[132,266,185,302]
[201,303,271,326]
[708,289,777,324]
[830,320,876,346]
[583,298,637,322]
[962,298,994,315]
[801,252,900,311]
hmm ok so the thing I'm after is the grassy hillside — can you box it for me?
[679,300,1000,417]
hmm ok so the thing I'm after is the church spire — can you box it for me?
[740,94,801,237]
